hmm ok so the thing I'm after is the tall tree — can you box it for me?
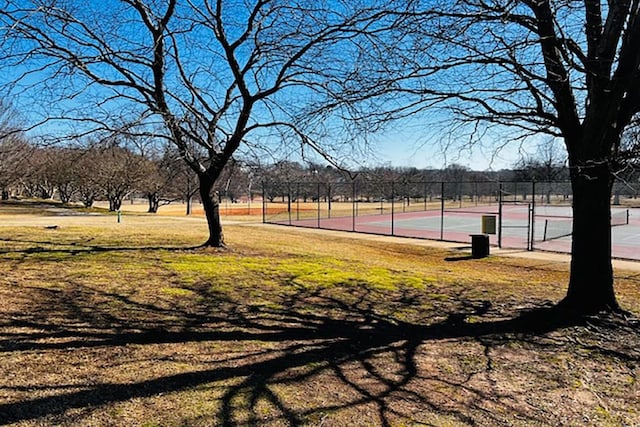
[0,0,401,246]
[359,0,640,314]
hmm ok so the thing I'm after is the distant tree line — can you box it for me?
[5,135,640,213]
[3,112,639,212]
[0,135,212,214]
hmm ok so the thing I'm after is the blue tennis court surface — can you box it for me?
[270,204,640,261]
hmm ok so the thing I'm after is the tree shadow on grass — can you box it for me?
[0,278,638,425]
[0,236,205,256]
[0,284,636,426]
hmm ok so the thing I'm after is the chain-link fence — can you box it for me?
[262,180,640,259]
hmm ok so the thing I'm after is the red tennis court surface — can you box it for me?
[267,205,640,261]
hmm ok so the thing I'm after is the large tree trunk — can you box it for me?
[147,192,159,213]
[199,175,224,247]
[560,162,619,314]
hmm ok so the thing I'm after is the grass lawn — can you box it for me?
[0,200,639,426]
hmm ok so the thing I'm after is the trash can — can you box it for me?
[470,234,490,258]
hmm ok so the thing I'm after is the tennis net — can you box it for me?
[612,209,630,227]
[541,209,629,242]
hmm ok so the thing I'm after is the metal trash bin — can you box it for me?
[470,234,490,258]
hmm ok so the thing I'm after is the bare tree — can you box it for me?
[39,147,85,204]
[0,101,29,199]
[160,145,200,215]
[139,156,172,214]
[337,1,640,314]
[0,137,29,200]
[0,0,401,246]
[513,139,568,182]
[74,150,102,208]
[0,140,29,199]
[22,147,59,199]
[93,142,147,212]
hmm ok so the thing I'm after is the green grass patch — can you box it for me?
[165,253,432,293]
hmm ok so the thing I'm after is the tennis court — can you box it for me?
[263,180,640,261]
[266,203,640,261]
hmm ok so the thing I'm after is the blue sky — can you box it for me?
[1,0,551,173]
[372,138,523,171]
[352,113,545,172]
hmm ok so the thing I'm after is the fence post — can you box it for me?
[328,183,332,219]
[475,182,478,206]
[423,181,427,211]
[498,182,503,248]
[317,182,321,228]
[391,181,395,236]
[530,181,536,251]
[296,183,300,221]
[440,181,445,241]
[262,181,266,224]
[287,184,292,225]
[352,181,357,232]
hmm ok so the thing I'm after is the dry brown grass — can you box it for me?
[1,200,639,426]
